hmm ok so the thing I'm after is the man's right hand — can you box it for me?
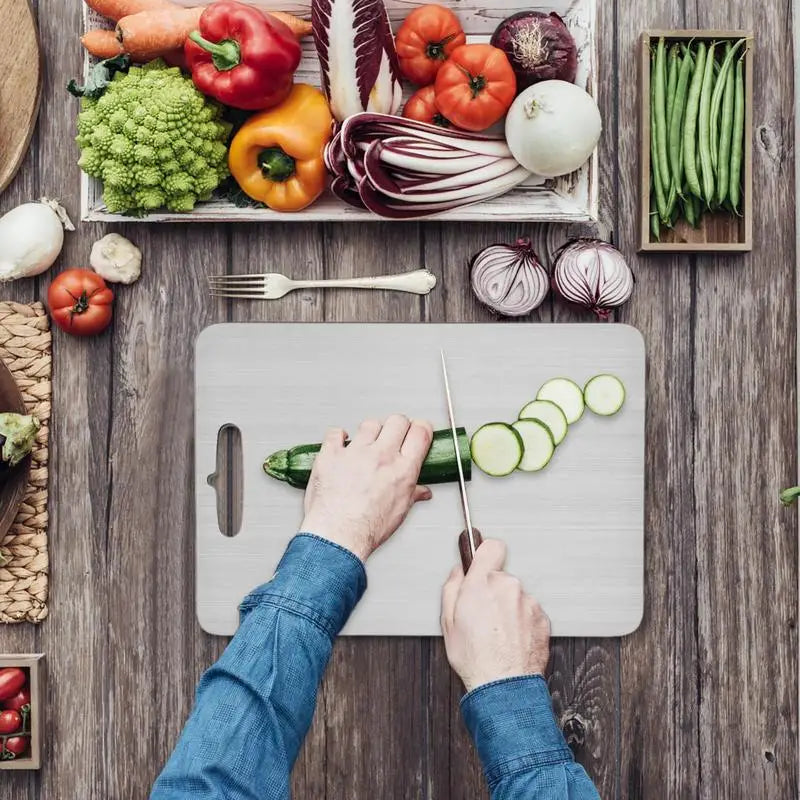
[440,539,551,693]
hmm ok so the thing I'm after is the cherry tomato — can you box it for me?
[403,85,452,127]
[4,735,29,757]
[0,709,21,735]
[2,686,30,712]
[0,669,25,702]
[434,44,517,131]
[395,4,466,85]
[48,269,114,337]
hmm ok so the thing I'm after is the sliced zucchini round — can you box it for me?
[584,374,626,416]
[536,377,585,424]
[518,399,569,445]
[511,419,555,472]
[470,423,524,477]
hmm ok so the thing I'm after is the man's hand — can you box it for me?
[440,539,551,693]
[301,415,434,562]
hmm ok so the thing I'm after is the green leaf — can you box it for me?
[780,486,800,506]
[67,54,131,100]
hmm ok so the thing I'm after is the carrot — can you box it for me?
[115,6,203,62]
[266,11,312,40]
[81,29,125,58]
[83,0,171,23]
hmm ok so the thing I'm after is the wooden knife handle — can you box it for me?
[458,528,483,573]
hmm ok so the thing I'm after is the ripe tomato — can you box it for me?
[434,44,517,131]
[0,669,25,702]
[395,4,466,85]
[403,86,451,127]
[4,735,29,757]
[48,269,114,337]
[0,709,21,735]
[2,686,30,712]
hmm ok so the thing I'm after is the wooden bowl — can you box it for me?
[0,357,31,542]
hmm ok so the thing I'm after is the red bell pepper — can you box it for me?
[185,1,302,111]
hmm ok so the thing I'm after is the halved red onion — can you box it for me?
[470,239,549,317]
[552,239,635,318]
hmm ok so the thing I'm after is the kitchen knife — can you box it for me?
[440,350,483,572]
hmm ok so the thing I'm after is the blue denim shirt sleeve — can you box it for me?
[150,533,366,800]
[461,675,600,799]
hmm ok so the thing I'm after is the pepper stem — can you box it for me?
[188,31,241,72]
[258,148,296,182]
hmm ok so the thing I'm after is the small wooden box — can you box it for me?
[639,30,753,253]
[0,654,44,770]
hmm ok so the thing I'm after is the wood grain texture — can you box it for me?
[0,0,795,797]
[0,0,41,195]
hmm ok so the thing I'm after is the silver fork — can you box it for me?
[208,268,437,300]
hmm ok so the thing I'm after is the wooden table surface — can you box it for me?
[1,0,797,797]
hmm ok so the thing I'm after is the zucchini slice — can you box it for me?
[518,399,568,445]
[536,377,585,424]
[470,423,524,477]
[264,427,471,488]
[511,419,555,472]
[584,374,626,416]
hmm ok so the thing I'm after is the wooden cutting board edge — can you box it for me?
[0,0,42,196]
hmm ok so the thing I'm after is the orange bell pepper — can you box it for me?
[228,84,334,212]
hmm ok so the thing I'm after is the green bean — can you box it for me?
[729,57,745,213]
[654,38,671,190]
[716,47,736,205]
[692,193,703,226]
[683,42,706,198]
[650,193,661,240]
[650,53,668,222]
[698,41,716,206]
[709,39,745,173]
[683,192,697,228]
[669,51,694,195]
[666,44,680,133]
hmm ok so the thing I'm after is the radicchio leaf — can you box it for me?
[312,0,402,122]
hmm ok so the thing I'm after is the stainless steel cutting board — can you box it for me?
[196,323,645,637]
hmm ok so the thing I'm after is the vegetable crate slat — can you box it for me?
[80,0,599,223]
[638,30,753,253]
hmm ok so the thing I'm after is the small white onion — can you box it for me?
[470,238,549,317]
[552,239,634,318]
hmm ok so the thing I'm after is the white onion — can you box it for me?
[552,239,634,318]
[470,238,549,317]
[504,80,602,177]
[0,198,74,281]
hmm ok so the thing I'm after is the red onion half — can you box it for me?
[490,12,578,92]
[470,238,548,317]
[552,239,635,319]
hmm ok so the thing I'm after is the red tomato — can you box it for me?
[395,4,466,85]
[48,269,114,337]
[0,709,21,735]
[4,735,29,756]
[2,686,30,712]
[0,669,25,702]
[403,85,452,127]
[434,44,517,131]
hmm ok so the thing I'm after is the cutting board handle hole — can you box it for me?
[208,424,243,538]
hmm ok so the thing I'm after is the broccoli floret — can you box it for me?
[75,59,230,216]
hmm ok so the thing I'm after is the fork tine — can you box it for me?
[209,290,267,299]
[208,279,266,287]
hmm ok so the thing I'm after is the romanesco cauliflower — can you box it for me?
[76,60,232,215]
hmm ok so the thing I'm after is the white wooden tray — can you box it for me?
[80,0,598,223]
[195,323,645,637]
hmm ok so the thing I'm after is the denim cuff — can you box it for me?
[240,533,367,639]
[461,675,574,788]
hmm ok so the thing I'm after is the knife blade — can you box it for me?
[440,350,482,571]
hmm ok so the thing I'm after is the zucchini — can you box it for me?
[584,374,626,416]
[518,399,568,446]
[511,419,555,472]
[470,423,524,477]
[536,377,585,424]
[263,427,471,488]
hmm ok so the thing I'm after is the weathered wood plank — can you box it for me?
[690,0,798,797]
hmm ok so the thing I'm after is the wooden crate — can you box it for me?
[80,0,599,224]
[639,30,753,253]
[0,653,44,770]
